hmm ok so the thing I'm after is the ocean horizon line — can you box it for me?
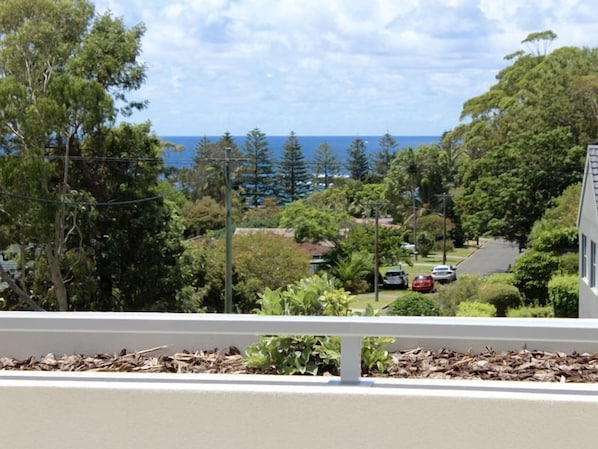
[161,134,442,169]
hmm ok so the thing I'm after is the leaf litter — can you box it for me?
[2,345,598,382]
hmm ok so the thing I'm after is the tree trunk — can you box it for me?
[47,243,68,311]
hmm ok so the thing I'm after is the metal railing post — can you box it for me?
[340,335,363,384]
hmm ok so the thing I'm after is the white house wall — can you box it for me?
[578,147,598,318]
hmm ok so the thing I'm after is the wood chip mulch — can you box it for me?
[2,346,598,383]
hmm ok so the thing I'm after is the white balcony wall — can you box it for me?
[1,372,598,449]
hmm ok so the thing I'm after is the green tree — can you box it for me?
[0,1,185,311]
[312,141,340,189]
[372,133,398,179]
[240,128,275,207]
[460,129,584,246]
[182,196,226,237]
[346,137,369,181]
[179,233,312,312]
[277,131,310,203]
[279,200,351,244]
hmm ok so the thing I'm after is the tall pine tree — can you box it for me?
[312,141,340,190]
[346,137,369,181]
[240,128,276,207]
[372,133,398,179]
[277,131,310,203]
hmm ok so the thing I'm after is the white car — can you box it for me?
[431,265,457,283]
[401,242,416,253]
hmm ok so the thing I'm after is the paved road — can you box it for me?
[457,238,521,275]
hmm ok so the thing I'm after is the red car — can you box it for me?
[411,274,435,293]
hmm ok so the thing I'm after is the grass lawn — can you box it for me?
[349,244,479,312]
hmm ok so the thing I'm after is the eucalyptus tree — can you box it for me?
[451,31,595,245]
[0,0,185,311]
[312,141,340,190]
[345,137,369,181]
[457,31,598,158]
[239,128,276,207]
[459,128,584,247]
[277,131,310,203]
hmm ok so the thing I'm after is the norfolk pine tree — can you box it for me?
[346,137,369,181]
[240,128,276,207]
[278,131,310,203]
[312,141,340,190]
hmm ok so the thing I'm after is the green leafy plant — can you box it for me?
[386,292,440,316]
[456,301,496,317]
[245,275,392,375]
[329,251,374,294]
[506,305,554,318]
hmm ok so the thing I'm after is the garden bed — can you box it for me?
[2,346,597,383]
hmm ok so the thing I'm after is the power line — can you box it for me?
[0,190,165,207]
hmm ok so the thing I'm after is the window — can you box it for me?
[591,240,596,288]
[582,234,587,279]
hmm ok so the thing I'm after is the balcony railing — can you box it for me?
[3,312,598,383]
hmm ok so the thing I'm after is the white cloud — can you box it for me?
[91,0,598,136]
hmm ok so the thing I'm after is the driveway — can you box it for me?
[457,238,521,275]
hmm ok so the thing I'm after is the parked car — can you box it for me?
[411,274,435,293]
[382,269,409,289]
[431,265,457,283]
[401,242,416,253]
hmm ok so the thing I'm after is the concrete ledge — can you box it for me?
[1,372,598,449]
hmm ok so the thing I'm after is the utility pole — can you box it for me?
[411,184,419,262]
[442,193,447,265]
[435,192,452,265]
[208,147,247,313]
[369,201,389,302]
[224,146,233,313]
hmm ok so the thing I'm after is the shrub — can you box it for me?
[512,250,560,305]
[386,292,440,316]
[456,301,496,317]
[478,283,522,317]
[330,251,374,294]
[245,275,393,375]
[557,252,578,275]
[416,231,435,257]
[481,273,516,286]
[548,274,578,318]
[531,227,578,253]
[434,274,481,316]
[506,305,554,318]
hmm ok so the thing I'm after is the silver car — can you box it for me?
[431,265,457,283]
[382,269,409,289]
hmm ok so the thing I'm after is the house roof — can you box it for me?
[233,227,335,258]
[578,145,598,226]
[588,146,598,211]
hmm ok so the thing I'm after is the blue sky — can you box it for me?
[94,0,598,136]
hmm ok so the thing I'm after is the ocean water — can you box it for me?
[160,135,440,169]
